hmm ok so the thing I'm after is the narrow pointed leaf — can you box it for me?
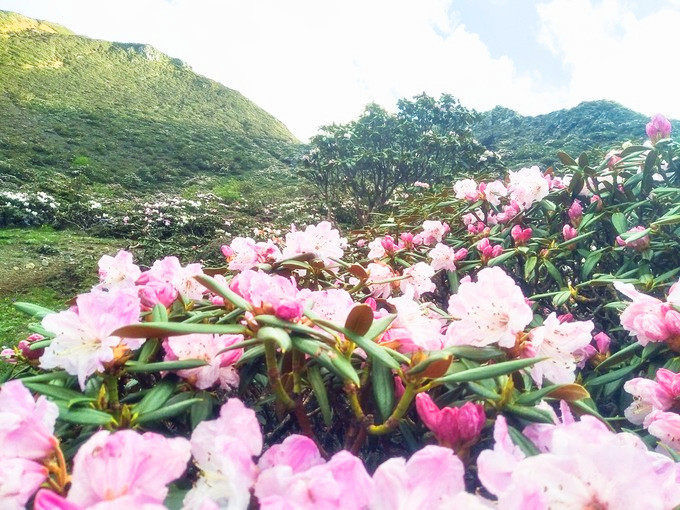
[135,378,177,415]
[125,359,207,373]
[13,302,55,319]
[194,274,252,311]
[434,357,542,384]
[307,365,332,427]
[257,327,292,353]
[372,362,395,423]
[291,336,359,386]
[135,397,203,424]
[112,322,246,338]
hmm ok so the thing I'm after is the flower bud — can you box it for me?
[646,114,672,144]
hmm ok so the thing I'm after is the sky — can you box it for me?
[1,0,679,141]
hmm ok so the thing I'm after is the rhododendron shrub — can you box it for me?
[3,115,680,508]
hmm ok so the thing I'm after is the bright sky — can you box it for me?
[2,0,679,141]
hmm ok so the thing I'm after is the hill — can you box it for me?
[0,10,300,195]
[474,100,680,169]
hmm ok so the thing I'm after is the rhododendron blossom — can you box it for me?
[478,407,680,509]
[140,256,205,301]
[507,166,549,209]
[646,410,680,454]
[446,267,533,348]
[428,243,466,271]
[2,459,49,510]
[481,180,507,207]
[163,333,244,389]
[40,288,142,388]
[222,237,282,271]
[614,281,675,345]
[230,270,306,320]
[526,313,594,387]
[282,221,347,268]
[414,220,450,246]
[308,288,355,324]
[399,262,436,299]
[624,368,680,425]
[383,295,445,352]
[185,399,263,510]
[366,262,395,298]
[96,250,141,290]
[453,178,479,201]
[647,113,672,144]
[415,393,485,449]
[36,430,190,509]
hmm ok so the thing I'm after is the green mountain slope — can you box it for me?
[474,100,680,169]
[0,11,299,193]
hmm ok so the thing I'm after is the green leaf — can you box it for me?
[651,214,680,227]
[151,303,168,322]
[445,345,504,361]
[507,425,540,455]
[16,371,71,383]
[466,381,500,401]
[364,314,397,342]
[135,397,203,424]
[524,256,537,280]
[577,152,589,168]
[371,363,396,423]
[556,230,595,248]
[136,338,159,364]
[620,228,650,243]
[581,251,603,280]
[586,362,640,387]
[125,359,207,373]
[434,357,542,384]
[135,378,177,415]
[307,365,332,427]
[194,274,252,311]
[29,339,52,350]
[58,405,115,426]
[257,327,292,353]
[13,302,55,319]
[506,404,555,424]
[255,315,335,342]
[291,336,360,386]
[557,151,577,166]
[552,290,571,307]
[23,382,95,404]
[542,259,564,287]
[190,392,214,429]
[611,212,627,234]
[112,322,246,338]
[488,250,516,267]
[238,345,266,365]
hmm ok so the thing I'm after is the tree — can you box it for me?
[301,93,484,223]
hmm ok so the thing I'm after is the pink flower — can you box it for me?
[40,288,142,388]
[562,224,578,241]
[255,440,372,510]
[43,430,189,508]
[400,262,436,299]
[508,166,549,210]
[370,445,469,510]
[398,232,420,250]
[476,415,526,496]
[34,490,167,509]
[230,270,306,321]
[478,408,680,509]
[624,369,680,425]
[96,250,141,290]
[446,267,533,348]
[140,256,205,301]
[614,281,670,345]
[415,393,485,449]
[380,235,398,254]
[223,237,282,271]
[1,458,49,510]
[476,237,503,262]
[163,333,243,390]
[453,178,479,201]
[646,114,672,144]
[384,295,445,352]
[428,243,459,271]
[185,399,262,510]
[568,200,583,226]
[414,220,450,246]
[282,221,347,268]
[482,180,508,207]
[137,280,178,310]
[0,380,58,461]
[527,313,594,387]
[616,226,651,251]
[413,181,430,189]
[510,225,532,245]
[367,237,387,259]
[365,262,395,299]
[646,410,680,454]
[308,289,355,324]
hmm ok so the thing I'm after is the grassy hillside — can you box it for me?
[0,10,300,195]
[474,100,680,169]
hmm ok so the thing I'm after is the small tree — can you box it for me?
[301,93,484,223]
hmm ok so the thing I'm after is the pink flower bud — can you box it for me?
[590,195,603,211]
[1,348,16,363]
[138,281,178,311]
[593,332,611,353]
[356,239,367,248]
[274,299,303,321]
[511,225,532,246]
[398,232,415,250]
[562,224,578,241]
[415,393,485,450]
[557,313,574,324]
[381,235,398,254]
[453,248,468,262]
[646,114,672,144]
[394,376,405,399]
[220,244,234,259]
[616,226,650,251]
[568,200,583,227]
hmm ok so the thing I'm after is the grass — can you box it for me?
[0,226,125,351]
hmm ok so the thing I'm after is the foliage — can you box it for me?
[474,100,680,169]
[300,94,486,223]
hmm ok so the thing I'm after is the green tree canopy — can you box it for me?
[301,93,485,223]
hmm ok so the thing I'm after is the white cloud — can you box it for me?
[536,0,680,119]
[1,0,678,140]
